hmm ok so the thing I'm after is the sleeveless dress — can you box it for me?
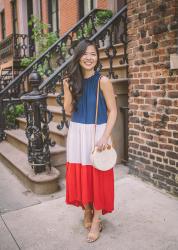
[65,71,114,215]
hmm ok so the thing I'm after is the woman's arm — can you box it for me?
[96,76,117,150]
[63,79,73,115]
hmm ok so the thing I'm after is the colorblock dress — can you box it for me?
[65,71,114,215]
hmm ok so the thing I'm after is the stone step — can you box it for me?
[100,52,126,68]
[101,64,128,78]
[98,43,125,57]
[5,129,66,167]
[17,118,68,147]
[47,105,71,123]
[47,93,60,106]
[0,141,60,194]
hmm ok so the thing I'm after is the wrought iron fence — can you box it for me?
[0,9,110,100]
[39,5,128,130]
[0,6,128,171]
[0,8,113,141]
[0,34,33,60]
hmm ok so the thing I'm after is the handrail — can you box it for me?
[0,8,107,99]
[39,5,127,91]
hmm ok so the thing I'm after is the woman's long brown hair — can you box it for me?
[68,39,100,111]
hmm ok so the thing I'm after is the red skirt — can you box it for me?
[65,162,114,215]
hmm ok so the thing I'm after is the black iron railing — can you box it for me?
[0,9,110,100]
[0,8,113,142]
[20,5,127,172]
[0,68,13,91]
[25,5,127,171]
[39,5,128,130]
[0,34,33,60]
[0,6,128,173]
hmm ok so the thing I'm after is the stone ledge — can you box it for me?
[5,129,66,167]
[0,141,60,195]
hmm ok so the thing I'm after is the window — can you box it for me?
[11,0,18,34]
[1,10,6,39]
[48,0,59,33]
[79,0,96,18]
[84,0,93,15]
[39,0,42,21]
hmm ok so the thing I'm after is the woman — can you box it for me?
[63,39,117,243]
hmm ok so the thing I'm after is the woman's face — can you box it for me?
[79,45,98,71]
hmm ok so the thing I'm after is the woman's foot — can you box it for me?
[87,218,103,243]
[83,209,93,229]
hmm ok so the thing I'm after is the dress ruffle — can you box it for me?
[65,162,114,215]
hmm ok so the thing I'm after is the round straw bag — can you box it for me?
[91,144,117,171]
[90,76,117,171]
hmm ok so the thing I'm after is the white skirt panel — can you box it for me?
[67,121,112,166]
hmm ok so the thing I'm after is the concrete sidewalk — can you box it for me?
[0,166,178,250]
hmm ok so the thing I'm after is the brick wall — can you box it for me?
[41,0,49,25]
[60,0,78,35]
[4,0,12,36]
[97,0,108,9]
[0,0,12,40]
[127,0,178,196]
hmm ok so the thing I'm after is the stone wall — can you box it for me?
[127,0,178,196]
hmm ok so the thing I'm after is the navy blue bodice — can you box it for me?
[71,71,107,124]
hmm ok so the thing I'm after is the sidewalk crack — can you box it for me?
[0,215,21,250]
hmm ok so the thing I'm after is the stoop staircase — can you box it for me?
[0,6,128,194]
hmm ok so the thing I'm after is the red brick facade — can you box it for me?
[0,0,13,38]
[41,0,49,26]
[0,0,111,40]
[97,0,108,9]
[127,0,178,195]
[4,0,12,35]
[60,0,78,35]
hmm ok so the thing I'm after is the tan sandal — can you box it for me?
[83,209,93,229]
[87,218,103,243]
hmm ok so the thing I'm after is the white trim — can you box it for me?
[18,0,28,34]
[33,0,41,19]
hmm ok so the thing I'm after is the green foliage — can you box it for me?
[95,10,113,26]
[76,10,113,39]
[20,57,36,67]
[29,16,58,55]
[5,104,24,128]
[77,21,93,39]
[21,16,58,73]
[20,11,113,71]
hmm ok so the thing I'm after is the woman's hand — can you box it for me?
[95,136,109,151]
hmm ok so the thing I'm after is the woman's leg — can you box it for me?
[87,207,102,242]
[83,203,93,229]
[84,203,93,210]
